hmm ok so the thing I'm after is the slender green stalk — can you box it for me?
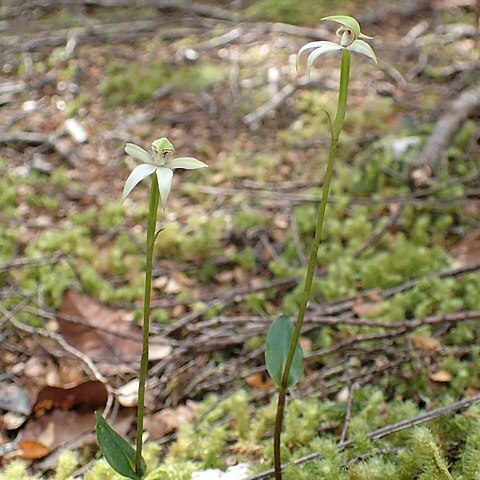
[135,174,160,476]
[273,49,351,480]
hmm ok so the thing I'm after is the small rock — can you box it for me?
[191,463,251,480]
[32,153,53,173]
[64,118,88,143]
[390,136,420,159]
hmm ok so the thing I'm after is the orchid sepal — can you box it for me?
[122,138,208,209]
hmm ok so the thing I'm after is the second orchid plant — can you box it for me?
[96,138,206,479]
[265,15,377,480]
[93,13,376,480]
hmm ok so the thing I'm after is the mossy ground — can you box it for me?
[1,1,479,478]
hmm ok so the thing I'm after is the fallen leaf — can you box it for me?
[299,337,312,354]
[412,335,441,353]
[0,382,32,415]
[450,229,480,268]
[59,290,141,367]
[19,381,128,460]
[165,278,182,294]
[18,440,49,460]
[144,401,197,440]
[245,373,273,390]
[21,409,95,458]
[117,379,139,407]
[215,270,234,284]
[352,301,379,317]
[3,412,27,430]
[33,381,108,417]
[430,370,453,383]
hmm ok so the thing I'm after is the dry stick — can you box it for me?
[243,77,325,126]
[412,84,480,172]
[182,310,480,400]
[0,252,64,274]
[247,392,480,480]
[338,382,358,445]
[0,22,201,52]
[161,277,296,337]
[4,0,235,21]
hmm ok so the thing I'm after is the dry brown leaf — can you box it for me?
[352,301,379,317]
[153,276,168,290]
[59,290,170,372]
[165,278,182,294]
[245,372,273,390]
[450,229,480,268]
[171,271,194,287]
[18,440,49,460]
[21,409,95,456]
[33,381,108,417]
[233,267,249,284]
[144,401,197,440]
[412,335,442,353]
[299,337,312,354]
[429,370,453,383]
[215,270,234,284]
[171,304,186,318]
[19,380,127,458]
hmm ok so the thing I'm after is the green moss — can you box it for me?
[100,60,227,107]
[246,0,348,25]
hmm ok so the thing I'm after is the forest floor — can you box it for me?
[1,1,480,479]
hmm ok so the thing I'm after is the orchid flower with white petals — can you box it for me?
[297,15,377,77]
[122,137,207,209]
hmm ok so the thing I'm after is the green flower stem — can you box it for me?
[273,49,351,480]
[135,174,160,476]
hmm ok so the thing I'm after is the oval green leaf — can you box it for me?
[95,412,146,480]
[265,315,304,389]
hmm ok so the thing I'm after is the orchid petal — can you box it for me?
[125,143,154,165]
[122,163,157,201]
[296,41,338,72]
[306,44,342,77]
[348,39,377,64]
[321,15,361,38]
[359,32,373,40]
[155,167,174,210]
[167,157,208,170]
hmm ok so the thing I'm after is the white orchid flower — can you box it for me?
[122,137,207,209]
[297,15,377,77]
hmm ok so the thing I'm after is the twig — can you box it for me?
[243,78,325,126]
[412,85,480,173]
[0,21,201,52]
[339,382,358,445]
[0,252,64,274]
[2,0,236,21]
[0,131,80,166]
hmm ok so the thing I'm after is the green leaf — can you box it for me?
[265,315,304,389]
[323,109,334,137]
[95,412,146,479]
[321,15,361,39]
